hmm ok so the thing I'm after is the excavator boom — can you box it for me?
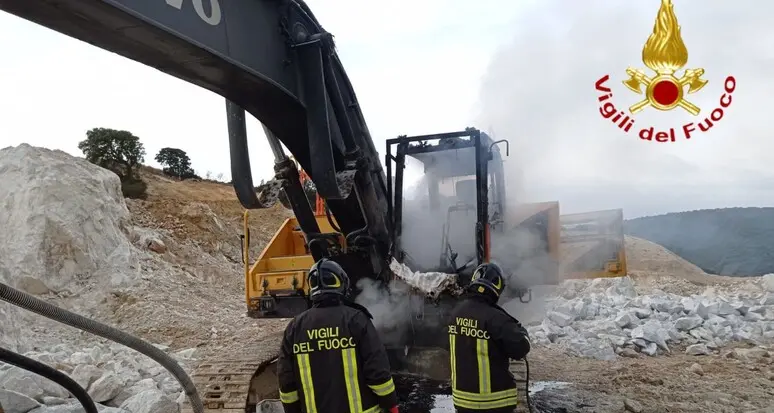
[0,1,397,411]
[0,0,391,268]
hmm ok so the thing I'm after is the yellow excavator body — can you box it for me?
[242,208,343,318]
[242,202,629,317]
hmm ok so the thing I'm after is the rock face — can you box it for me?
[520,276,774,360]
[0,144,139,351]
[119,389,178,413]
[0,143,135,293]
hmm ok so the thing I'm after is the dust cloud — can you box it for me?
[399,174,447,270]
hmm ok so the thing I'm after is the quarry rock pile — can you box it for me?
[0,144,283,412]
[0,144,141,353]
[0,144,136,294]
[525,275,774,361]
[0,342,197,413]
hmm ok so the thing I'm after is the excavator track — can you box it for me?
[181,333,283,413]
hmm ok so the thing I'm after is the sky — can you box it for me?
[0,0,772,219]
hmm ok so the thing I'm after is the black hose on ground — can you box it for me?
[0,282,204,413]
[0,346,99,413]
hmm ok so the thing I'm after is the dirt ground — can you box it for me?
[98,167,294,350]
[528,343,774,413]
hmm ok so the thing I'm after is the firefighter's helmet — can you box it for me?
[308,258,350,299]
[468,262,506,300]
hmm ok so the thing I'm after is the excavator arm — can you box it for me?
[0,0,391,274]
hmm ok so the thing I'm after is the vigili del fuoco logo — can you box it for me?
[595,0,736,142]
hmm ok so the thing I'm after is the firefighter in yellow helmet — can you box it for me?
[447,262,531,413]
[277,258,400,413]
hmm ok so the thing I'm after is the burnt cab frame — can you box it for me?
[385,127,509,274]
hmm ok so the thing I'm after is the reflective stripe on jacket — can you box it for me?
[448,294,531,411]
[277,300,398,413]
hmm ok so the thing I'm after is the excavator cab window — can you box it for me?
[440,178,478,271]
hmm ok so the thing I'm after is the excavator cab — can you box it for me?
[383,127,553,352]
[386,127,561,306]
[386,127,508,286]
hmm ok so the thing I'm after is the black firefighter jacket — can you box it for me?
[447,294,531,412]
[277,299,398,413]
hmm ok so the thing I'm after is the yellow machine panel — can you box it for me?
[241,211,343,317]
[559,208,627,279]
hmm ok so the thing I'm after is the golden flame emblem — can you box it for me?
[623,0,707,115]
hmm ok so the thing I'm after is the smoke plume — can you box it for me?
[358,0,774,334]
[468,0,774,321]
[473,0,774,219]
[399,151,480,272]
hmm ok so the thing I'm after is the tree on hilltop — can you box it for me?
[78,127,145,180]
[155,147,196,179]
[78,127,147,199]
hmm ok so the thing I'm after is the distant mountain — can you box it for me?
[623,207,774,276]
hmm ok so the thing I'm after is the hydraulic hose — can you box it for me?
[324,201,342,233]
[0,346,98,413]
[0,282,204,413]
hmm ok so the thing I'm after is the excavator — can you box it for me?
[243,126,563,350]
[0,1,519,411]
[0,1,620,412]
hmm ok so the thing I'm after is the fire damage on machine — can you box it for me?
[383,128,534,352]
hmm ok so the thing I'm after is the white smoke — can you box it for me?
[473,0,774,218]
[400,174,447,270]
[469,0,774,322]
[354,277,422,347]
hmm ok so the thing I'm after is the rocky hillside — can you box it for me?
[0,144,291,413]
[1,144,774,413]
[625,207,774,276]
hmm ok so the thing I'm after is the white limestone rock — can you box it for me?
[87,373,125,403]
[0,388,40,413]
[119,389,177,413]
